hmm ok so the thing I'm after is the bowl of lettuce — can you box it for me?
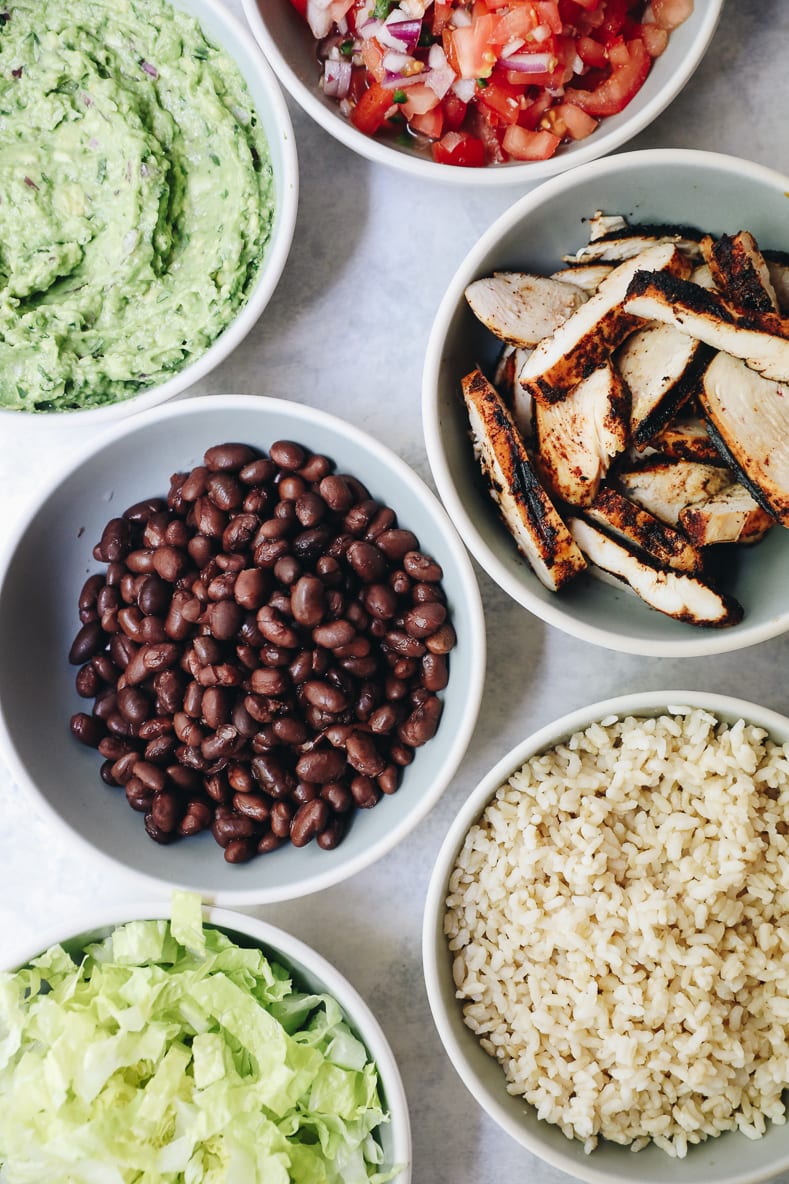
[0,893,410,1183]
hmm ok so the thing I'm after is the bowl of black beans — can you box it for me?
[0,394,485,903]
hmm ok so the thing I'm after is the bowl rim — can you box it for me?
[421,146,789,656]
[0,392,486,906]
[2,900,412,1183]
[422,687,789,1184]
[240,0,723,186]
[0,0,299,425]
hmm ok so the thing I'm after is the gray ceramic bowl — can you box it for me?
[242,0,722,186]
[423,689,789,1184]
[0,0,298,425]
[0,395,485,904]
[4,901,411,1183]
[423,149,789,656]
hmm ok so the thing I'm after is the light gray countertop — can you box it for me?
[1,2,789,1181]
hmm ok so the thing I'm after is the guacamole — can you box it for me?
[0,0,274,411]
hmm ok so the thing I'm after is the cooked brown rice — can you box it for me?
[444,707,789,1157]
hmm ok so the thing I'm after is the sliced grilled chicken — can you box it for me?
[651,417,722,464]
[765,251,789,314]
[701,231,779,313]
[585,487,704,573]
[617,458,733,525]
[550,264,614,292]
[519,243,691,405]
[616,321,712,449]
[461,368,587,590]
[588,211,628,241]
[691,263,716,290]
[563,222,704,265]
[534,361,629,506]
[464,272,587,347]
[700,351,789,525]
[678,481,775,546]
[494,345,533,438]
[623,270,789,384]
[568,517,743,627]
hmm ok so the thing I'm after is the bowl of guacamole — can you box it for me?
[0,0,298,417]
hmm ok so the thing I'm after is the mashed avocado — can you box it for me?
[0,0,274,411]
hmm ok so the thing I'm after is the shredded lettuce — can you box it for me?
[0,896,400,1183]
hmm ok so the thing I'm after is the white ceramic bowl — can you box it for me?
[242,0,721,186]
[423,148,789,656]
[4,901,411,1183]
[0,0,298,426]
[423,689,789,1184]
[0,394,485,905]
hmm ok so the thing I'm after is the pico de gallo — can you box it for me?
[288,0,693,166]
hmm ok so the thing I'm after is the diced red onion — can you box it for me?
[382,49,413,74]
[531,23,551,42]
[424,64,455,100]
[427,42,447,69]
[450,7,472,26]
[381,70,424,89]
[357,18,382,40]
[500,38,526,59]
[379,18,422,52]
[498,51,554,74]
[141,60,158,78]
[452,77,476,102]
[322,57,352,98]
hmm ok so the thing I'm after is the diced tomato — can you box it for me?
[544,101,598,140]
[565,35,650,115]
[288,0,308,14]
[432,2,454,36]
[491,6,540,44]
[518,89,555,130]
[534,2,563,33]
[573,0,603,9]
[651,0,694,30]
[597,0,632,44]
[442,90,468,131]
[360,38,386,83]
[501,125,561,160]
[477,76,523,125]
[350,82,395,134]
[431,130,487,166]
[409,106,445,138]
[450,16,497,79]
[401,82,441,118]
[639,22,669,55]
[576,34,608,68]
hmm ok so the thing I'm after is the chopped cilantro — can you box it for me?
[209,152,220,166]
[477,77,489,88]
[373,0,395,18]
[392,88,407,103]
[418,28,435,47]
[339,38,354,57]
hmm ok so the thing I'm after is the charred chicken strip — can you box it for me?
[678,481,775,546]
[585,487,704,574]
[464,273,587,348]
[461,368,587,591]
[701,231,779,314]
[563,221,704,265]
[550,264,614,293]
[616,321,713,449]
[623,270,789,384]
[700,351,789,525]
[519,243,691,405]
[651,417,722,464]
[617,458,732,526]
[568,517,743,627]
[534,362,629,507]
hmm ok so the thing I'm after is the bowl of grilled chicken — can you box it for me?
[422,148,789,656]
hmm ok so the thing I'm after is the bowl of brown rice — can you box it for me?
[423,690,789,1183]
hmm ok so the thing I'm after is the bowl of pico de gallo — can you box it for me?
[241,0,722,183]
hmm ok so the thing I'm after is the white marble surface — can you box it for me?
[1,2,789,1181]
